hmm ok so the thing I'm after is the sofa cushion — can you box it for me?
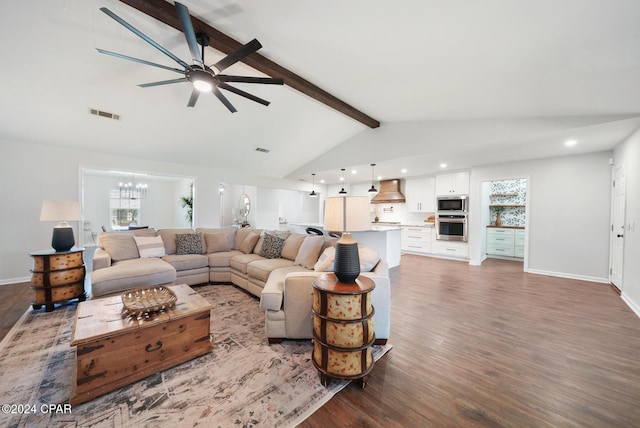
[234,228,262,250]
[281,233,306,261]
[259,233,286,259]
[156,229,197,255]
[230,253,265,274]
[208,250,242,268]
[90,258,176,298]
[176,232,204,255]
[162,254,208,271]
[198,227,236,250]
[254,230,290,255]
[204,232,231,253]
[294,235,325,269]
[100,232,139,262]
[133,235,165,258]
[247,258,296,283]
[314,246,335,272]
[239,232,260,254]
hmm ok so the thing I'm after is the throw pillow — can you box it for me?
[254,230,290,255]
[133,235,165,258]
[175,232,204,255]
[204,232,231,253]
[358,244,381,272]
[259,232,286,259]
[99,232,140,262]
[314,246,335,272]
[281,233,307,261]
[294,235,325,270]
[239,232,260,254]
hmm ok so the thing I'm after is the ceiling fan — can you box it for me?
[97,2,284,112]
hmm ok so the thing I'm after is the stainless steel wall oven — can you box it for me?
[436,214,468,241]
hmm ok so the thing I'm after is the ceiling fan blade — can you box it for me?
[100,7,189,69]
[217,75,284,85]
[138,78,189,88]
[212,39,262,72]
[96,49,184,74]
[218,82,270,106]
[212,87,237,113]
[175,2,203,65]
[187,89,200,107]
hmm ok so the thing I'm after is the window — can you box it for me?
[109,189,141,229]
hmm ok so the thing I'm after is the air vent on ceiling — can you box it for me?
[255,147,270,153]
[90,108,120,121]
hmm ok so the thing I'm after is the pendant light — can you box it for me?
[338,168,347,194]
[368,163,378,193]
[309,173,318,197]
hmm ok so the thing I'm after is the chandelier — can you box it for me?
[118,177,148,200]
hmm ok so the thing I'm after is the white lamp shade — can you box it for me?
[40,200,81,222]
[323,196,371,232]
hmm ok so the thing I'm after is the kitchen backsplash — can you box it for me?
[490,179,526,227]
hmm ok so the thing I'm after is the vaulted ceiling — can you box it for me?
[1,0,640,185]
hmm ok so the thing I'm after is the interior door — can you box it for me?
[610,165,626,290]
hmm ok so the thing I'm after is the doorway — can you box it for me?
[610,165,626,291]
[481,177,529,269]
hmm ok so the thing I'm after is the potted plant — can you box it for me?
[180,183,193,224]
[493,205,504,227]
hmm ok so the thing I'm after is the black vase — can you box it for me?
[334,240,360,283]
[52,226,75,252]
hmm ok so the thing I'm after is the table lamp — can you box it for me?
[323,196,371,283]
[40,200,82,252]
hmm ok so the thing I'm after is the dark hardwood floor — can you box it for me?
[302,255,640,428]
[2,255,640,427]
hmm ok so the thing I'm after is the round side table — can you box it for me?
[311,273,376,388]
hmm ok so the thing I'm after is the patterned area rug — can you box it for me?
[0,284,391,427]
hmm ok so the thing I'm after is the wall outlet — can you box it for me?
[629,221,636,233]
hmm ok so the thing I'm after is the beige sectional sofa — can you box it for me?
[91,227,390,343]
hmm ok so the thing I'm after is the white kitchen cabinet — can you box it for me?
[487,227,524,258]
[405,177,435,212]
[431,239,469,258]
[514,229,525,258]
[435,171,470,195]
[401,226,432,254]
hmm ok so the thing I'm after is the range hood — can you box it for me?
[371,179,406,204]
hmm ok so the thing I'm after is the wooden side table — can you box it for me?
[29,247,86,312]
[311,273,375,387]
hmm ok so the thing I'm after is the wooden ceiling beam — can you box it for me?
[117,0,380,128]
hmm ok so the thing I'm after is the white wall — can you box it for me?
[0,138,316,283]
[469,151,613,282]
[614,129,640,315]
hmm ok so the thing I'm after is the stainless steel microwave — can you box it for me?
[437,196,469,212]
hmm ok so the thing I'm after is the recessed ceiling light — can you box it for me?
[377,175,382,180]
[351,169,357,175]
[440,163,447,168]
[401,168,407,174]
[565,139,577,147]
[320,179,325,184]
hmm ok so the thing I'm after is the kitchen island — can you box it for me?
[289,223,402,268]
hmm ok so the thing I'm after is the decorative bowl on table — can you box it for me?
[122,285,177,317]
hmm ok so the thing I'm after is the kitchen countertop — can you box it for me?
[486,225,525,229]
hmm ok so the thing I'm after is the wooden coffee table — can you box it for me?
[70,284,213,405]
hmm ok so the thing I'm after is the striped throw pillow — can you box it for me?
[133,235,166,258]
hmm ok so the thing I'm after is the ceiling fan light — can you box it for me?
[193,79,213,92]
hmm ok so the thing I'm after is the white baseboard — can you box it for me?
[621,293,640,319]
[526,268,609,284]
[0,276,30,286]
